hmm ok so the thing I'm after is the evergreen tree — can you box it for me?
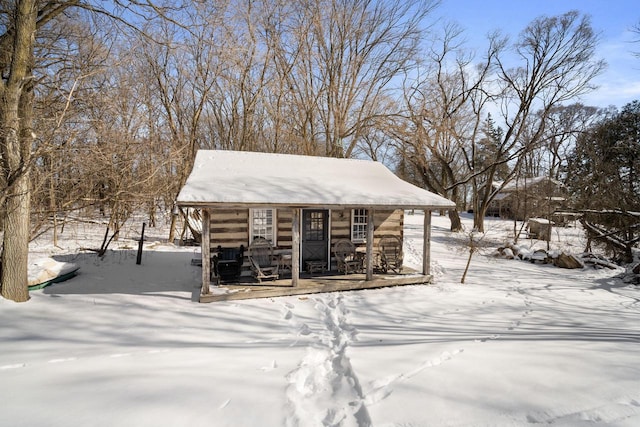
[476,114,508,181]
[566,100,640,262]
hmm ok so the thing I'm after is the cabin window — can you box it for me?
[250,209,276,245]
[351,208,368,243]
[305,211,325,241]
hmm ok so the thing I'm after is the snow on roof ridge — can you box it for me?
[199,149,378,164]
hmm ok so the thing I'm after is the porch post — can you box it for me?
[291,208,301,287]
[366,208,374,280]
[423,210,431,276]
[201,208,211,295]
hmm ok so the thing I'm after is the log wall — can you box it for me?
[205,207,404,275]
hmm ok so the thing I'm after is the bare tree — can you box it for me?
[394,12,604,235]
[468,11,606,232]
[394,22,499,231]
[632,20,640,58]
[1,0,60,302]
[29,12,120,244]
[0,0,186,302]
[306,0,438,158]
[31,26,174,253]
[519,103,602,180]
[135,9,225,241]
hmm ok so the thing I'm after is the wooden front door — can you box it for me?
[302,209,329,267]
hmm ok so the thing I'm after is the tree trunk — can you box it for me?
[1,172,31,302]
[448,209,462,232]
[0,0,37,302]
[473,207,486,233]
[461,248,474,284]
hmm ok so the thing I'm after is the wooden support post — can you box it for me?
[423,210,432,276]
[201,209,211,295]
[366,209,374,280]
[136,222,146,265]
[291,208,301,287]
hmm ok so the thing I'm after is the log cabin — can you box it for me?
[176,150,455,302]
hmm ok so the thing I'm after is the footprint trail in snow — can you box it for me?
[284,294,371,427]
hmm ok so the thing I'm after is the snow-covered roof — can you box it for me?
[177,150,455,210]
[495,176,564,192]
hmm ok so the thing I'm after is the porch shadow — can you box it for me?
[41,249,202,302]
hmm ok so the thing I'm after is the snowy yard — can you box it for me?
[1,212,639,426]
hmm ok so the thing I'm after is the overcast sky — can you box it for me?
[434,0,639,109]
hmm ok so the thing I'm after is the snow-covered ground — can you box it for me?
[1,212,639,426]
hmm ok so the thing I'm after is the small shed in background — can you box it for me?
[527,218,554,241]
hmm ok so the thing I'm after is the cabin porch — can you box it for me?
[200,267,431,302]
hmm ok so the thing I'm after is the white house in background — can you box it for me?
[176,150,455,302]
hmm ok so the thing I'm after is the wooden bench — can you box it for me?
[305,260,327,274]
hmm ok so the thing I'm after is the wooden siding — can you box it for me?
[330,209,351,241]
[206,207,405,277]
[209,209,249,248]
[372,209,403,245]
[208,208,403,249]
[276,209,293,248]
[330,208,403,249]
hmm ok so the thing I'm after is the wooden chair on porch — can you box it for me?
[334,239,363,274]
[379,235,403,273]
[248,237,279,282]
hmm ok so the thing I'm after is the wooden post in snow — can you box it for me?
[136,222,146,265]
[366,209,374,280]
[291,208,301,287]
[201,209,211,295]
[423,210,432,276]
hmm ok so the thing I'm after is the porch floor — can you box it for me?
[200,268,431,302]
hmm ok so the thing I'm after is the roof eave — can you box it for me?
[176,200,455,211]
